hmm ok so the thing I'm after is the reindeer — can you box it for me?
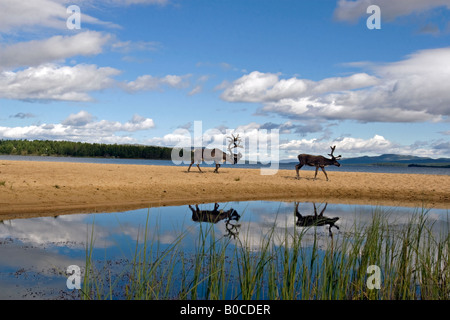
[189,203,241,238]
[295,145,342,181]
[188,134,243,173]
[294,202,339,237]
[189,203,240,223]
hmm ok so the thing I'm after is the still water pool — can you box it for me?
[0,200,448,299]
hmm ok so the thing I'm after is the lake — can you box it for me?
[0,200,448,299]
[1,155,449,175]
[1,155,449,300]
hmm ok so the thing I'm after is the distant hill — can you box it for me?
[340,154,450,166]
[281,154,450,167]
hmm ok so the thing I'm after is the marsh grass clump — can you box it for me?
[80,207,449,300]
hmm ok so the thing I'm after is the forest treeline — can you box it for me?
[0,139,174,160]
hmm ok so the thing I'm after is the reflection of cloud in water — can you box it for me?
[223,213,336,251]
[1,215,101,247]
[218,202,449,250]
[1,201,447,254]
[226,202,335,249]
[0,201,448,300]
[0,241,84,276]
[0,240,84,299]
[0,214,139,249]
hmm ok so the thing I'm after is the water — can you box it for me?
[0,200,448,299]
[1,155,449,175]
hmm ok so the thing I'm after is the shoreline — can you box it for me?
[0,160,449,220]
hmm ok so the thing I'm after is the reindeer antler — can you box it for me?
[227,133,243,149]
[328,145,342,159]
[328,146,336,156]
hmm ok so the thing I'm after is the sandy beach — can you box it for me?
[0,160,449,220]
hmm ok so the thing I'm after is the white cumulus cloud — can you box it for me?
[0,111,155,144]
[0,31,111,69]
[280,134,450,158]
[0,0,114,33]
[0,64,120,102]
[123,74,191,92]
[334,0,450,23]
[220,47,450,123]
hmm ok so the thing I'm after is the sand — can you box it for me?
[0,159,449,220]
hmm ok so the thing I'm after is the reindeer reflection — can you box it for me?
[294,202,339,237]
[189,203,241,239]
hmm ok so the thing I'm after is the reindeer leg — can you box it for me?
[294,202,301,218]
[319,203,327,217]
[214,163,220,173]
[294,202,299,214]
[196,164,203,173]
[188,161,194,172]
[294,202,303,226]
[321,167,329,181]
[314,166,319,180]
[295,164,303,179]
[190,205,200,221]
[328,222,339,236]
[189,205,198,216]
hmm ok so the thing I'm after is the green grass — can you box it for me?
[79,207,449,300]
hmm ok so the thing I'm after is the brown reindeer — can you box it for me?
[294,202,339,237]
[189,203,240,224]
[295,145,342,181]
[189,203,241,238]
[188,134,243,173]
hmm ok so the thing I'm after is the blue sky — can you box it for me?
[0,0,449,159]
